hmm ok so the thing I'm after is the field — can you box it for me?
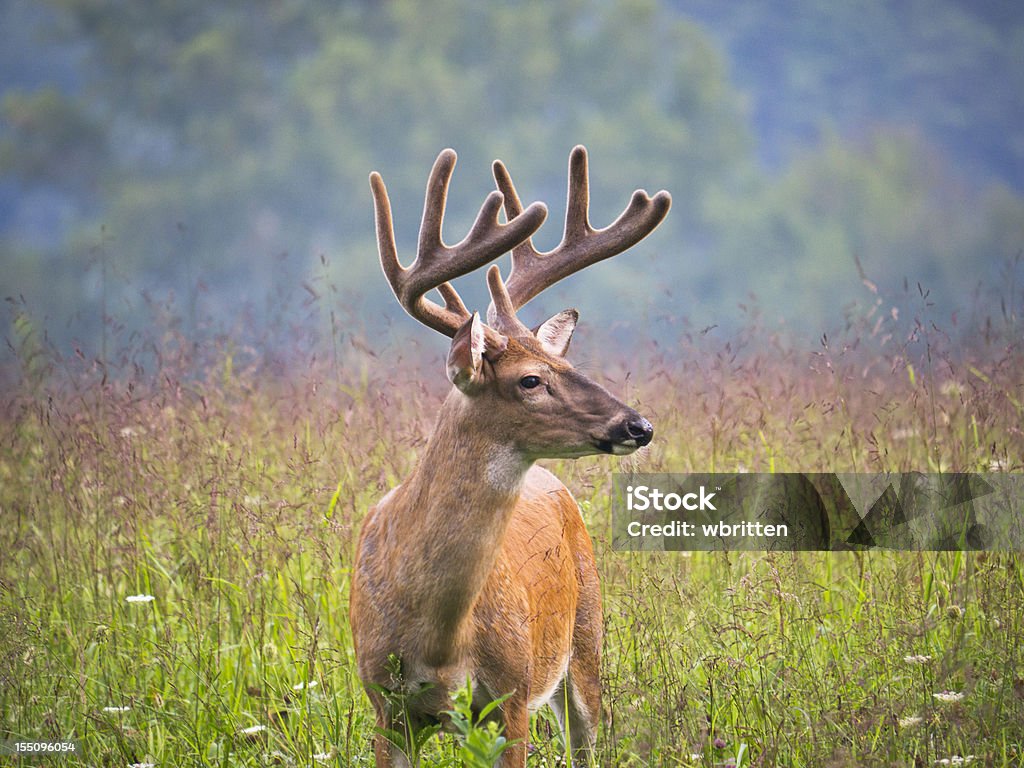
[1,307,1023,767]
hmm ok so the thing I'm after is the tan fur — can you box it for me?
[350,355,612,767]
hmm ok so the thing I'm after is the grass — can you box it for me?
[1,299,1023,766]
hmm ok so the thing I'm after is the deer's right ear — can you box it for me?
[533,309,578,357]
[447,313,504,391]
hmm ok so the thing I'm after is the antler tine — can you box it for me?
[485,265,531,337]
[489,145,672,321]
[371,149,548,339]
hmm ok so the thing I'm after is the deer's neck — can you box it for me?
[396,389,530,662]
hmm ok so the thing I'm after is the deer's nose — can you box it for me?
[626,416,654,447]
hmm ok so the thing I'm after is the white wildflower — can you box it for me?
[903,654,933,665]
[932,691,965,703]
[898,714,923,729]
[125,594,155,603]
[128,763,156,768]
[313,751,335,762]
[239,724,267,736]
[935,757,976,765]
[102,705,130,713]
[292,680,319,691]
[940,380,962,397]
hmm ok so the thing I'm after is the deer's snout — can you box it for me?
[599,410,654,454]
[625,415,654,447]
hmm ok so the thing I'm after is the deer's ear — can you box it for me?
[533,309,578,358]
[447,313,505,390]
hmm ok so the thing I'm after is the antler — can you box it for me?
[370,149,548,340]
[487,145,672,332]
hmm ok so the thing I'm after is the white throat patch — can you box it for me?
[485,445,528,495]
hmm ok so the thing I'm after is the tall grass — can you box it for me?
[1,293,1023,766]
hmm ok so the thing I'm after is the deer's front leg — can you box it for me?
[368,690,414,768]
[497,697,530,767]
[373,728,411,768]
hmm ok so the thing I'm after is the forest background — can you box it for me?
[2,0,1023,363]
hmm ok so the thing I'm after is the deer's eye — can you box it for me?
[519,375,542,390]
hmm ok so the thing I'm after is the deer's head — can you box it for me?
[370,146,670,461]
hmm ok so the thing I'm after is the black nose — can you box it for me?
[626,416,654,447]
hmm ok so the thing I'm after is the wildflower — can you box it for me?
[898,714,923,729]
[903,654,933,665]
[128,763,156,768]
[292,680,319,691]
[313,751,335,762]
[102,705,130,713]
[932,691,965,703]
[126,594,155,603]
[239,724,266,736]
[935,757,976,765]
[940,381,962,397]
[713,737,727,749]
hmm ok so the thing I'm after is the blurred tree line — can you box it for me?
[681,0,1024,186]
[1,0,1022,365]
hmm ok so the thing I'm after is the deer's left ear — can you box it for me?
[533,309,578,357]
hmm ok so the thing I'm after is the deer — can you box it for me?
[349,145,671,767]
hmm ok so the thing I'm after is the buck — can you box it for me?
[350,146,670,766]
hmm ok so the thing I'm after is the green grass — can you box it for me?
[1,316,1023,766]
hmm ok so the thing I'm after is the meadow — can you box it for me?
[1,299,1023,767]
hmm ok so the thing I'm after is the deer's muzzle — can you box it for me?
[595,411,654,455]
